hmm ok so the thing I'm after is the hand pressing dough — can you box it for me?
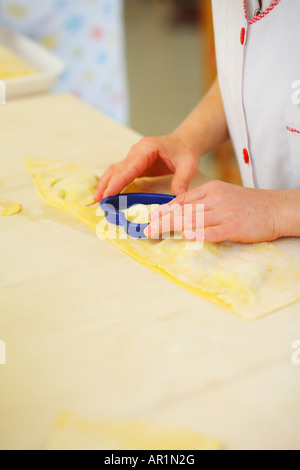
[0,44,36,79]
[45,412,221,450]
[25,158,300,320]
[1,203,22,216]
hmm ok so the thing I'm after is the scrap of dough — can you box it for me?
[1,203,22,216]
[45,412,221,450]
[25,158,300,320]
[0,44,36,79]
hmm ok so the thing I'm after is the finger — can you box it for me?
[160,207,219,241]
[97,144,142,200]
[140,155,174,177]
[150,191,208,221]
[145,210,184,238]
[150,201,182,221]
[171,158,199,196]
[204,224,231,243]
[104,164,146,198]
[204,209,223,227]
[104,152,158,198]
[183,228,204,241]
[146,204,205,238]
[183,209,222,241]
[94,164,116,202]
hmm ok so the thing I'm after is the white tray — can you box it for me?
[0,26,65,100]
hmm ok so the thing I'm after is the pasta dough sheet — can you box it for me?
[45,412,221,450]
[25,158,300,320]
[0,44,36,79]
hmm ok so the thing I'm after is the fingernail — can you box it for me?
[179,187,186,194]
[150,204,169,220]
[184,230,196,240]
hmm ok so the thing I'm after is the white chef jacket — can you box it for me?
[245,0,273,18]
[211,0,300,190]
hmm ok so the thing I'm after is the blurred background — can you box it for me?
[125,0,240,184]
[1,0,241,184]
[125,0,202,137]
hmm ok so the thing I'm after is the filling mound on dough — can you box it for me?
[51,175,99,207]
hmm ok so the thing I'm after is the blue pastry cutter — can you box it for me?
[100,193,175,239]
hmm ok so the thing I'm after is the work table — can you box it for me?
[0,94,299,450]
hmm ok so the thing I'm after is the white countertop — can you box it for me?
[0,94,299,450]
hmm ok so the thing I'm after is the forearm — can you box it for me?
[172,78,229,157]
[278,189,300,237]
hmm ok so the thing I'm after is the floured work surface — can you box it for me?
[25,158,300,321]
[45,412,221,450]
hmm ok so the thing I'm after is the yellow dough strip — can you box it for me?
[25,158,300,321]
[25,161,231,312]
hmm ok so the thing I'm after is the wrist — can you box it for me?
[171,125,206,159]
[275,190,300,238]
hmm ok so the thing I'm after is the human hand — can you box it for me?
[145,180,285,243]
[94,133,201,202]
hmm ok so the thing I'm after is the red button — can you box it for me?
[243,148,250,164]
[240,27,246,45]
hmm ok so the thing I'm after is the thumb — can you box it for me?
[171,158,198,196]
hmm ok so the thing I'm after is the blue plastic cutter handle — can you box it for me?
[100,192,175,239]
